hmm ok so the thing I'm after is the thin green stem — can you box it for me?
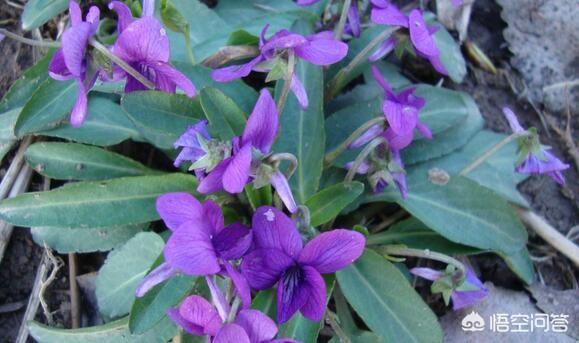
[324,116,385,167]
[459,133,517,176]
[226,296,242,323]
[326,27,398,101]
[0,28,60,48]
[89,38,156,90]
[276,51,296,115]
[183,26,196,65]
[334,0,353,40]
[326,310,352,343]
[379,246,466,281]
[344,136,387,183]
[268,152,298,179]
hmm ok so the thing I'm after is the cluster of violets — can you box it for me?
[47,0,571,339]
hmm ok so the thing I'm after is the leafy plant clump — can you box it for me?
[0,0,570,342]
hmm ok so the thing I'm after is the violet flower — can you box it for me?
[297,0,361,37]
[502,107,569,184]
[241,206,365,323]
[168,295,294,343]
[411,267,489,310]
[197,90,298,213]
[48,1,100,127]
[212,26,347,108]
[370,2,447,75]
[136,193,252,308]
[109,0,196,96]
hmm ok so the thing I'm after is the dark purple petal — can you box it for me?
[156,192,203,231]
[48,49,73,80]
[150,62,197,97]
[175,120,210,147]
[241,248,294,290]
[135,262,179,297]
[298,266,326,321]
[409,267,443,281]
[252,206,303,258]
[167,307,205,335]
[178,295,223,336]
[212,56,264,83]
[347,1,361,37]
[214,323,251,343]
[262,34,308,56]
[213,223,252,260]
[451,269,488,310]
[114,16,170,63]
[349,124,384,149]
[198,159,229,194]
[234,309,278,342]
[203,200,225,233]
[69,79,89,127]
[370,2,409,28]
[108,1,134,33]
[269,171,298,214]
[371,65,394,95]
[408,10,439,57]
[223,261,252,310]
[517,150,570,177]
[368,37,396,62]
[383,98,418,135]
[383,128,414,152]
[223,144,252,194]
[164,221,221,276]
[294,38,348,65]
[298,229,365,273]
[297,0,320,5]
[276,266,309,323]
[427,54,448,75]
[61,23,92,77]
[290,74,309,109]
[242,89,278,153]
[501,107,525,134]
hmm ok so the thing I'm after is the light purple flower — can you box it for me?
[173,120,212,168]
[136,193,252,308]
[241,206,365,323]
[197,90,298,213]
[109,0,196,96]
[502,107,569,185]
[298,0,361,37]
[168,295,294,343]
[48,1,100,127]
[371,0,409,28]
[411,267,489,310]
[212,26,347,109]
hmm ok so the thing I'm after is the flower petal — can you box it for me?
[298,266,327,322]
[368,37,396,62]
[164,221,221,275]
[408,10,439,57]
[198,159,229,194]
[142,0,155,17]
[61,23,92,77]
[212,56,263,82]
[298,229,365,273]
[235,309,278,342]
[114,16,170,63]
[135,262,179,297]
[270,171,298,214]
[262,33,308,56]
[242,89,278,153]
[501,107,525,134]
[383,99,418,135]
[290,74,309,109]
[223,261,252,310]
[241,248,294,290]
[409,267,443,281]
[214,323,251,343]
[294,38,348,65]
[203,199,225,233]
[223,144,252,194]
[276,266,310,323]
[347,1,361,37]
[178,295,223,336]
[383,128,414,151]
[150,62,197,97]
[156,192,203,231]
[370,4,408,28]
[349,123,384,149]
[427,54,448,75]
[213,223,252,260]
[48,49,73,80]
[371,65,394,95]
[297,0,320,5]
[69,1,82,25]
[252,206,303,258]
[451,269,488,310]
[517,150,570,174]
[69,79,88,127]
[108,1,134,33]
[167,307,205,335]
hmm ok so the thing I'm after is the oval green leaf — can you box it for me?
[200,87,247,141]
[306,181,364,227]
[21,0,68,31]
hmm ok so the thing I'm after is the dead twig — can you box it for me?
[68,253,80,328]
[38,245,64,326]
[0,136,33,200]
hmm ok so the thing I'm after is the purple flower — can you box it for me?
[48,1,100,127]
[109,0,196,96]
[241,206,365,323]
[173,120,212,168]
[136,193,252,308]
[168,295,294,342]
[212,26,347,109]
[503,107,569,185]
[197,90,298,213]
[297,0,361,37]
[411,267,489,310]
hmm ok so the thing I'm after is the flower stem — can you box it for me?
[325,27,398,102]
[379,246,466,281]
[344,136,387,183]
[226,296,242,323]
[205,276,230,322]
[334,0,353,40]
[276,51,296,115]
[459,133,517,176]
[88,38,156,90]
[268,152,298,179]
[0,28,60,48]
[325,117,385,167]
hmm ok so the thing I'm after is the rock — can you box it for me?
[529,284,579,340]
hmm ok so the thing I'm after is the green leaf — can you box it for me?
[21,0,68,31]
[499,247,535,285]
[227,30,259,46]
[199,87,247,141]
[0,107,21,142]
[425,14,467,83]
[337,250,442,342]
[25,142,160,180]
[15,78,78,136]
[306,182,364,227]
[273,20,325,204]
[365,172,528,254]
[96,232,165,318]
[0,173,198,228]
[121,91,203,149]
[40,94,141,146]
[28,316,177,343]
[129,272,197,334]
[214,0,319,27]
[30,224,145,254]
[367,217,482,255]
